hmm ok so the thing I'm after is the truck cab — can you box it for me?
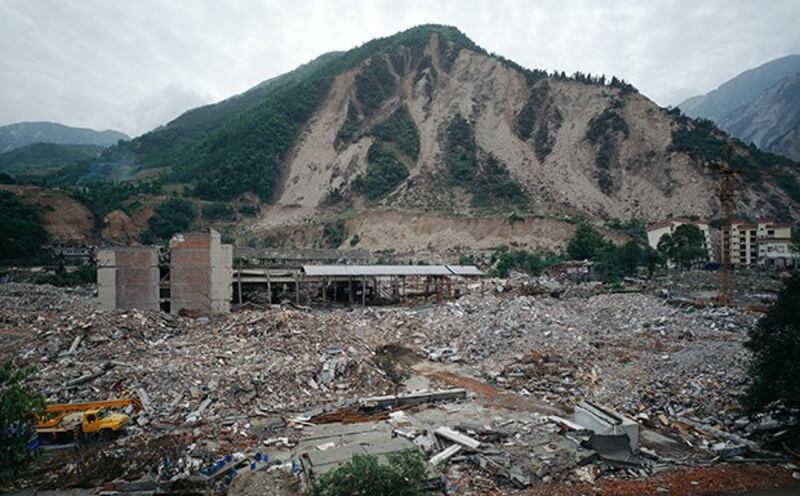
[82,408,129,436]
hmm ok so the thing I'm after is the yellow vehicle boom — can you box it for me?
[35,395,141,441]
[42,397,142,414]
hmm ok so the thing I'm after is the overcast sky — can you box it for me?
[2,0,799,137]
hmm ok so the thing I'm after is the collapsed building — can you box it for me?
[97,230,484,312]
[98,229,233,314]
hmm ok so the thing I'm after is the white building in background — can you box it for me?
[757,238,799,269]
[729,219,792,267]
[646,218,714,261]
[727,219,794,268]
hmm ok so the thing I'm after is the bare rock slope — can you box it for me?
[271,30,799,228]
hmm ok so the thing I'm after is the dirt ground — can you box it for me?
[523,465,800,496]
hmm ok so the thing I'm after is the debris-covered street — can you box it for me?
[1,274,799,495]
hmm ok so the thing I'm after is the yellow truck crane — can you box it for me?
[35,397,141,442]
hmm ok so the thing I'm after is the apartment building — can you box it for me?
[728,219,793,267]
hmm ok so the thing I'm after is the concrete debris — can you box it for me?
[0,270,792,494]
[435,426,481,450]
[429,444,462,465]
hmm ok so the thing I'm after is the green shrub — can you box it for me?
[202,202,236,221]
[445,116,528,209]
[322,219,347,248]
[0,359,45,481]
[69,180,163,230]
[586,109,629,145]
[585,106,629,191]
[471,155,528,209]
[0,191,48,260]
[458,254,476,265]
[34,262,96,287]
[605,218,647,243]
[141,198,196,243]
[354,142,409,200]
[237,204,259,217]
[534,111,561,161]
[669,119,800,202]
[336,101,360,145]
[742,273,800,442]
[490,245,561,278]
[446,114,478,185]
[306,450,427,496]
[516,100,536,140]
[355,57,397,116]
[371,105,420,160]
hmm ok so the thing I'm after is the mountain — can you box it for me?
[679,55,800,121]
[0,142,103,178]
[0,122,129,154]
[718,73,800,161]
[72,25,800,251]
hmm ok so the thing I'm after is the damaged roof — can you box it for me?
[301,265,483,277]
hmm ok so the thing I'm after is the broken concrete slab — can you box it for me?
[434,426,481,450]
[430,445,462,465]
[575,401,639,452]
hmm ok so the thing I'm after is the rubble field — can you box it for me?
[1,278,798,495]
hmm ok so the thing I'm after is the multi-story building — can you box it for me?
[757,238,799,269]
[728,219,793,267]
[647,218,714,261]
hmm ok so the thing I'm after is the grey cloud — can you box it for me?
[1,0,798,136]
[132,84,212,135]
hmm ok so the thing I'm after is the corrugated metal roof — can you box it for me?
[302,265,481,277]
[445,265,484,276]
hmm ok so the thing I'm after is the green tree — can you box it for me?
[619,240,643,275]
[566,223,611,261]
[742,273,800,440]
[639,246,664,275]
[0,191,48,260]
[1,359,45,481]
[306,450,427,496]
[658,224,708,268]
[792,228,800,254]
[141,198,197,243]
[202,202,236,221]
[491,247,552,278]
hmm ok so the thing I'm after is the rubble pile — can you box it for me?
[1,280,789,494]
[1,286,395,438]
[0,282,95,312]
[373,293,757,424]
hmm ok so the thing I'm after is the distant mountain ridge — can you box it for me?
[719,72,800,161]
[0,142,104,178]
[0,121,129,154]
[679,55,800,121]
[71,25,800,225]
[679,55,800,162]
